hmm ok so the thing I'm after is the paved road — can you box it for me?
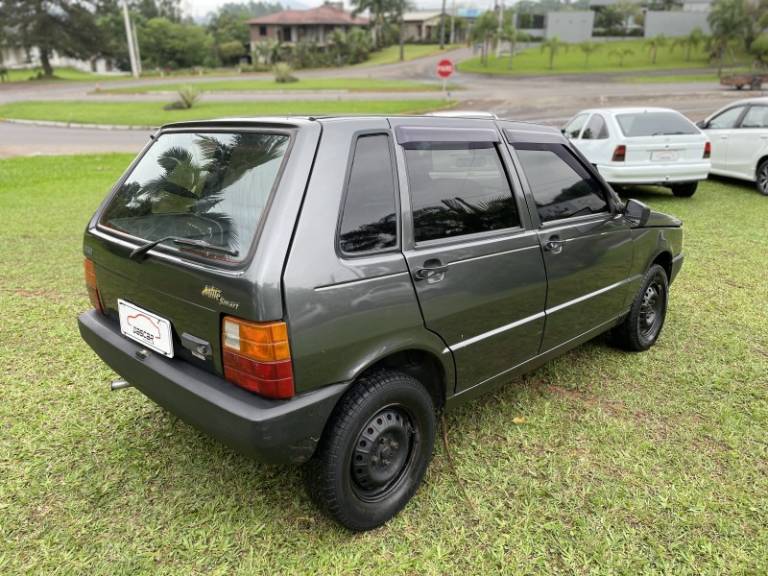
[0,46,760,158]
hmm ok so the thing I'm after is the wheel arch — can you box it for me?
[651,250,673,281]
[756,154,768,180]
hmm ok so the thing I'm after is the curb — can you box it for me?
[0,118,156,131]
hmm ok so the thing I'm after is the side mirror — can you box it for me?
[623,198,651,227]
[696,119,708,129]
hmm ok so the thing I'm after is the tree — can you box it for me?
[500,14,529,69]
[470,11,498,66]
[672,27,705,61]
[751,33,768,69]
[392,0,411,62]
[579,41,600,68]
[614,0,641,35]
[350,0,391,50]
[138,17,214,69]
[610,47,634,67]
[645,34,667,65]
[1,0,105,77]
[595,6,625,35]
[708,0,749,75]
[540,36,567,70]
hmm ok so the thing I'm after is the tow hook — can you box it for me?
[110,380,132,391]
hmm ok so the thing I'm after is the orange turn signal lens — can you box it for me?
[222,318,290,362]
[84,258,103,314]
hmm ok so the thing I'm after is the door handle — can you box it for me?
[544,235,564,255]
[413,259,448,283]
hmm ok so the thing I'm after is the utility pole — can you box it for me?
[439,0,447,49]
[496,0,504,58]
[449,0,456,45]
[122,0,139,78]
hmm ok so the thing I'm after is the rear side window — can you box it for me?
[404,143,520,242]
[338,134,398,254]
[582,114,609,140]
[616,111,698,137]
[515,144,608,223]
[741,106,768,128]
[100,131,289,263]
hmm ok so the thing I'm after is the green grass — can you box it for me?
[0,99,454,127]
[97,77,445,95]
[1,154,767,574]
[621,73,720,84]
[1,66,120,82]
[357,44,462,67]
[458,40,745,76]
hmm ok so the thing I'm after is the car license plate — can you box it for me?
[118,299,174,357]
[651,150,679,162]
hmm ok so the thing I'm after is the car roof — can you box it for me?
[575,107,684,116]
[723,97,768,106]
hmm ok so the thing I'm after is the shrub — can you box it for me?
[273,63,298,83]
[164,86,201,110]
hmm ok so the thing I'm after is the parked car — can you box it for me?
[697,97,768,196]
[562,107,711,198]
[78,116,684,531]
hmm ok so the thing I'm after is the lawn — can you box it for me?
[1,154,767,574]
[357,44,462,67]
[458,39,743,76]
[1,66,121,82]
[97,77,445,95]
[0,99,454,127]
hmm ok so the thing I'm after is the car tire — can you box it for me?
[611,264,669,352]
[670,182,697,198]
[303,369,436,531]
[757,159,768,196]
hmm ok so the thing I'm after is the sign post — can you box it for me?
[436,58,454,98]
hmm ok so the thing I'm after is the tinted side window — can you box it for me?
[515,145,609,223]
[338,134,398,254]
[708,106,745,129]
[404,143,520,242]
[563,114,588,139]
[582,114,609,140]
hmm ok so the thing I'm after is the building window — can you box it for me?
[259,26,267,36]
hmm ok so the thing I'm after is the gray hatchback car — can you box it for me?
[78,115,683,530]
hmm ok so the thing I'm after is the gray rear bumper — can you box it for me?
[78,310,347,464]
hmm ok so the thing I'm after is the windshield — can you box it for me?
[616,112,698,137]
[100,131,290,263]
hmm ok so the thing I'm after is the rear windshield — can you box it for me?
[100,131,290,263]
[616,112,698,137]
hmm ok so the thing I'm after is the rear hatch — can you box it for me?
[615,111,707,164]
[84,127,294,376]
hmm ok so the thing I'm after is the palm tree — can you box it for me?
[708,0,750,75]
[350,0,390,50]
[579,41,601,68]
[610,47,634,67]
[672,27,705,62]
[471,11,499,66]
[645,34,668,65]
[540,36,568,70]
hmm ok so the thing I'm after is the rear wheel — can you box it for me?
[611,264,669,352]
[670,182,697,198]
[757,160,768,196]
[304,370,436,531]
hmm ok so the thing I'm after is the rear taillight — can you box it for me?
[703,141,711,159]
[612,145,627,162]
[84,258,103,314]
[221,317,294,399]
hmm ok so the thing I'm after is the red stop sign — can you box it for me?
[436,59,454,79]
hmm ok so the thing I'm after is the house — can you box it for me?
[1,46,117,74]
[402,11,445,43]
[248,2,368,48]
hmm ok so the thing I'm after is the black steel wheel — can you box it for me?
[671,182,697,198]
[304,370,436,531]
[611,264,669,352]
[757,160,768,196]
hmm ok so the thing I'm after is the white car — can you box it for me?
[563,107,711,198]
[698,97,768,196]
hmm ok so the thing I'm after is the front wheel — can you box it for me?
[757,159,768,196]
[611,264,669,352]
[304,370,436,531]
[670,182,698,198]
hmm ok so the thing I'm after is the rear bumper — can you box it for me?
[598,162,710,185]
[78,310,348,465]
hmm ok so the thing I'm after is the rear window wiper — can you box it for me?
[129,235,239,260]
